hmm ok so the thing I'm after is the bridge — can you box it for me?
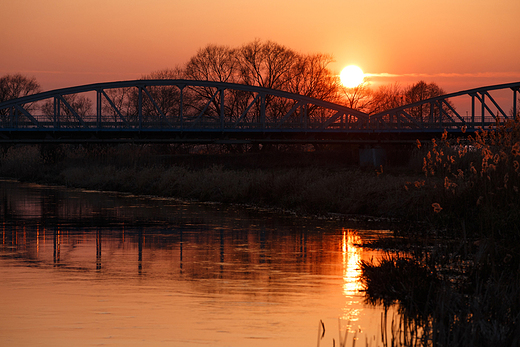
[0,80,518,145]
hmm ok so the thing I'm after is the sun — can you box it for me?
[340,65,365,88]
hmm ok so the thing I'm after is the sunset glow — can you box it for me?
[1,1,519,93]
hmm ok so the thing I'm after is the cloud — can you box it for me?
[366,71,520,79]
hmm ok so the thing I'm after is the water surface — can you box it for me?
[0,180,392,346]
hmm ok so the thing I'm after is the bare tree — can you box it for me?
[102,86,135,124]
[180,40,354,125]
[365,81,454,121]
[0,74,41,121]
[41,94,92,125]
[185,45,239,83]
[132,68,185,126]
[238,40,296,90]
[404,81,449,122]
[237,40,300,122]
[146,68,185,81]
[283,53,343,126]
[184,45,243,123]
[0,74,41,103]
[339,81,374,113]
[287,53,340,102]
[368,83,405,115]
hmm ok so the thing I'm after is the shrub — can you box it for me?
[0,145,42,179]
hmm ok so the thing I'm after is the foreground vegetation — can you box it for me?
[359,118,520,346]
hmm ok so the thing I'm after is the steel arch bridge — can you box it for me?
[0,79,518,144]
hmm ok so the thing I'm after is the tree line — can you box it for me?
[1,39,456,121]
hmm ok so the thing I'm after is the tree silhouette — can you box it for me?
[180,40,343,126]
[41,94,92,125]
[0,74,41,120]
[185,44,239,83]
[404,81,451,122]
[0,74,41,103]
[339,81,374,113]
[101,86,135,124]
[365,81,455,122]
[184,45,242,123]
[134,68,184,126]
[286,53,339,102]
[368,83,406,115]
[238,40,295,90]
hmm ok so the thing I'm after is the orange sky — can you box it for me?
[2,0,520,93]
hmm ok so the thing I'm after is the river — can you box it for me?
[0,179,394,347]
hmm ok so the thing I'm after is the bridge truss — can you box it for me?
[370,81,520,133]
[0,80,518,144]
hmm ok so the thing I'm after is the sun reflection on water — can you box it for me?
[341,228,363,323]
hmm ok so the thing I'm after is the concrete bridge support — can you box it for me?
[359,143,419,168]
[359,147,387,167]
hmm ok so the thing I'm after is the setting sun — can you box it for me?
[340,65,365,88]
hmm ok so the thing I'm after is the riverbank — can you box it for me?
[0,144,437,223]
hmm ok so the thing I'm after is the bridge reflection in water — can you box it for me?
[0,180,393,346]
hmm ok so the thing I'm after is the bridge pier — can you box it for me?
[359,146,387,167]
[358,143,418,168]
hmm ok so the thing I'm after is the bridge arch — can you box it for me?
[0,79,370,144]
